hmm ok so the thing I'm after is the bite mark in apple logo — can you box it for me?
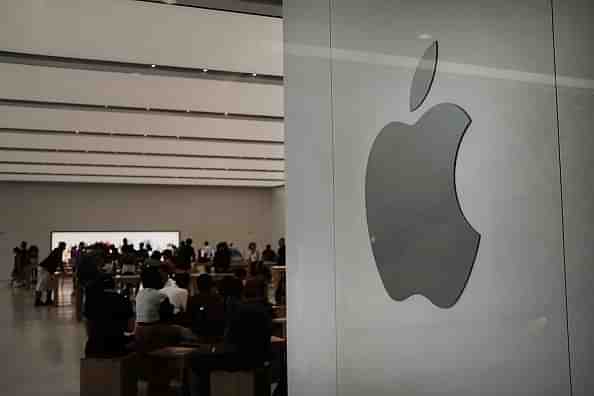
[365,41,480,309]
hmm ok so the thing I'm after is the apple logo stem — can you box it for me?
[365,41,480,309]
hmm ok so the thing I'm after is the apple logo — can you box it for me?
[365,41,480,309]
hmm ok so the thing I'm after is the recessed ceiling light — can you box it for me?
[418,33,433,40]
[252,73,257,77]
[75,130,79,134]
[186,109,191,113]
[202,68,209,73]
[224,112,229,116]
[151,64,157,68]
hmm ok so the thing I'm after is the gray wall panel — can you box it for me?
[284,1,593,395]
[554,1,594,395]
[284,1,337,396]
[331,0,569,395]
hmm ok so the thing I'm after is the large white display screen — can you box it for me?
[51,231,180,253]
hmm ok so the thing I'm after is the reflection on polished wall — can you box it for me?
[286,1,594,395]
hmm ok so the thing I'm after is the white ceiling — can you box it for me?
[0,0,284,188]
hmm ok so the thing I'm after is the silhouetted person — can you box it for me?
[35,242,66,306]
[84,274,134,358]
[137,242,149,261]
[178,238,195,271]
[186,274,225,338]
[26,245,39,289]
[213,242,231,273]
[277,238,286,267]
[262,244,277,262]
[189,279,272,395]
[275,272,286,306]
[12,241,28,287]
[121,238,134,255]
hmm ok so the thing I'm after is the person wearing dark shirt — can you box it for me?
[121,238,134,255]
[213,242,231,273]
[185,274,225,337]
[12,241,28,287]
[84,274,134,358]
[277,238,286,267]
[177,238,196,271]
[275,272,286,306]
[262,244,277,263]
[27,245,39,289]
[225,279,273,367]
[189,279,273,395]
[35,242,66,306]
[137,242,149,261]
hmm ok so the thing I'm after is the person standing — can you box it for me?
[178,238,196,271]
[247,242,260,264]
[26,245,39,289]
[35,242,66,307]
[198,241,214,264]
[12,241,29,287]
[277,238,286,267]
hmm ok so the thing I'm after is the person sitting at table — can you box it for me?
[160,268,189,315]
[145,250,162,268]
[135,266,195,396]
[262,244,277,263]
[186,274,225,338]
[120,253,136,275]
[234,267,248,285]
[84,273,135,358]
[189,278,273,395]
[134,265,194,353]
[162,249,177,273]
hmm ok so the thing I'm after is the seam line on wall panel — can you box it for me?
[0,51,283,84]
[550,1,573,395]
[0,171,283,182]
[0,128,284,145]
[0,147,284,161]
[0,99,284,122]
[328,1,339,395]
[0,161,284,173]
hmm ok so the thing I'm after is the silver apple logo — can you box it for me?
[365,41,480,308]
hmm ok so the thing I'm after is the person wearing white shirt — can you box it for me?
[198,241,215,264]
[160,276,189,315]
[247,242,260,265]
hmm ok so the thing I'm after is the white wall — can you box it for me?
[0,182,282,279]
